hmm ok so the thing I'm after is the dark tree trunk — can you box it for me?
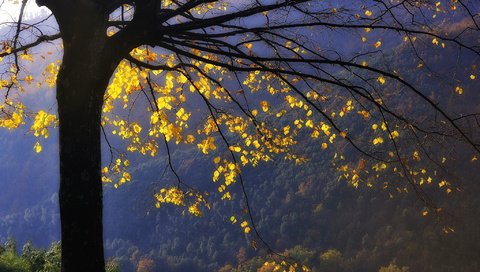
[57,76,105,272]
[35,1,135,270]
[55,17,120,271]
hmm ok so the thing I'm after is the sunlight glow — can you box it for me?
[0,0,46,23]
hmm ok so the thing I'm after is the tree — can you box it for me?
[22,240,47,271]
[378,262,409,272]
[0,238,30,272]
[41,242,61,272]
[136,258,156,272]
[1,0,479,271]
[105,258,121,272]
[319,249,347,272]
[4,237,17,254]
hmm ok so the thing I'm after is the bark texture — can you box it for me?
[53,2,121,271]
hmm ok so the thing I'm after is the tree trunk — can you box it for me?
[56,29,118,271]
[33,1,132,271]
[57,87,105,272]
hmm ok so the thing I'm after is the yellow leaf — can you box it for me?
[132,123,142,134]
[413,151,421,161]
[197,137,216,154]
[240,155,248,165]
[381,122,387,131]
[260,100,269,112]
[357,110,370,119]
[24,75,33,84]
[186,135,195,143]
[455,86,463,94]
[377,76,386,85]
[373,137,384,145]
[34,142,42,153]
[230,146,241,152]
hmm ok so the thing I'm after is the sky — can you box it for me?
[0,0,46,23]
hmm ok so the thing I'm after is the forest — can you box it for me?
[0,0,480,271]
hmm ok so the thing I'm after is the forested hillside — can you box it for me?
[1,139,480,271]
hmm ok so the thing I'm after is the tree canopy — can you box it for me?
[0,0,479,271]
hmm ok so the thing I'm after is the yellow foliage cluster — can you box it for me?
[31,110,57,138]
[163,0,228,14]
[154,187,210,217]
[102,158,131,188]
[0,101,24,129]
[155,187,185,207]
[100,45,461,224]
[258,260,309,272]
[212,158,238,201]
[43,61,60,88]
[2,13,467,225]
